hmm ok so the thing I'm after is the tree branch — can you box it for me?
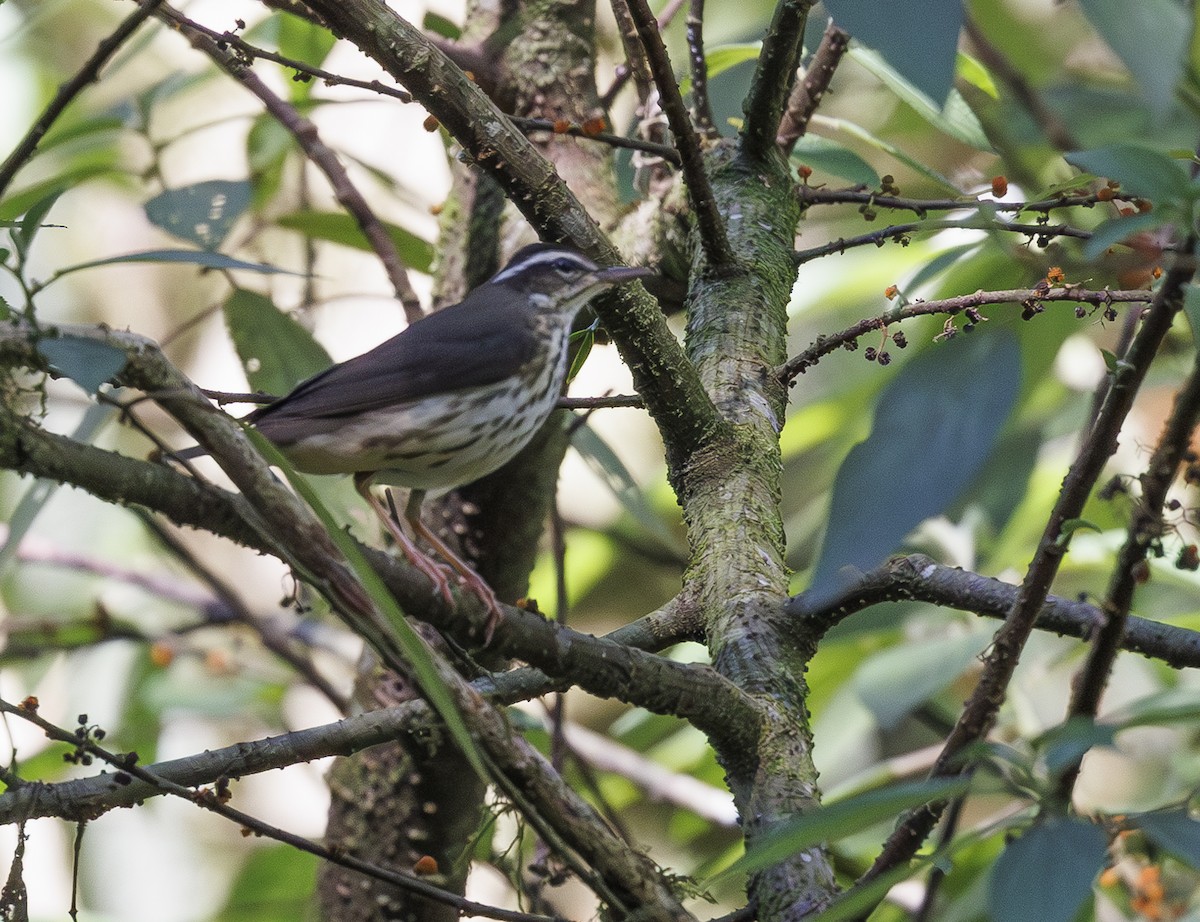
[776,21,850,155]
[740,0,812,161]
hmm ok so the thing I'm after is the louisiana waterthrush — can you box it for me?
[185,243,653,631]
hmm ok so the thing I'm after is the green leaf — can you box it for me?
[988,817,1106,922]
[57,248,300,277]
[810,330,1021,599]
[706,776,969,885]
[854,629,990,730]
[957,51,998,99]
[1184,283,1200,346]
[572,423,686,557]
[11,187,66,259]
[1136,809,1200,869]
[791,136,879,187]
[276,11,336,70]
[827,0,964,104]
[567,325,595,381]
[681,42,762,93]
[1078,0,1190,115]
[1034,717,1117,777]
[223,289,332,396]
[812,114,962,192]
[144,180,253,250]
[423,11,462,40]
[274,211,435,273]
[847,46,992,152]
[36,335,127,394]
[1065,145,1193,204]
[220,845,318,922]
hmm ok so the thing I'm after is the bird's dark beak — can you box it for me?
[595,265,656,285]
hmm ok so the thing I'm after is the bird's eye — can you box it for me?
[552,258,582,275]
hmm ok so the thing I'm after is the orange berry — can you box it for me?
[991,175,1008,197]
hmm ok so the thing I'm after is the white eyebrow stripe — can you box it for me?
[491,249,600,282]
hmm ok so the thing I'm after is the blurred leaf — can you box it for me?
[1184,283,1200,345]
[907,243,982,291]
[423,11,462,40]
[1082,210,1173,261]
[813,115,962,192]
[791,136,880,187]
[1107,688,1200,729]
[1065,145,1193,204]
[276,11,336,70]
[36,335,127,394]
[59,248,299,276]
[0,167,116,222]
[0,403,114,573]
[1034,717,1117,777]
[572,424,686,557]
[707,776,969,885]
[144,180,253,250]
[853,629,989,730]
[988,817,1105,922]
[810,330,1021,599]
[681,42,762,93]
[274,211,435,273]
[957,51,998,99]
[11,187,65,259]
[1077,0,1190,115]
[223,289,332,396]
[221,845,318,922]
[827,0,964,103]
[847,46,991,151]
[37,114,126,155]
[1136,809,1200,869]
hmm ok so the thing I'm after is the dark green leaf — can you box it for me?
[707,777,969,885]
[59,249,299,276]
[907,244,982,291]
[1065,145,1192,204]
[810,331,1021,599]
[1077,0,1190,115]
[814,115,962,192]
[989,817,1106,922]
[36,335,127,394]
[681,43,761,93]
[827,0,964,103]
[274,211,435,273]
[1136,809,1200,868]
[223,289,332,396]
[567,326,595,381]
[144,180,253,250]
[791,136,879,187]
[1035,717,1117,777]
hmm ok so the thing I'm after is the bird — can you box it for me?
[182,242,654,636]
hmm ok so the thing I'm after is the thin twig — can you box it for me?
[776,22,850,155]
[793,216,1097,265]
[963,16,1076,152]
[0,698,563,922]
[156,12,413,103]
[600,0,687,108]
[509,116,681,166]
[161,4,424,321]
[686,0,716,136]
[557,394,644,409]
[798,185,1110,217]
[0,0,165,199]
[623,0,736,273]
[777,287,1153,382]
[1056,296,1200,800]
[855,241,1195,899]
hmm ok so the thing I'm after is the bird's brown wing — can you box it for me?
[247,293,535,440]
